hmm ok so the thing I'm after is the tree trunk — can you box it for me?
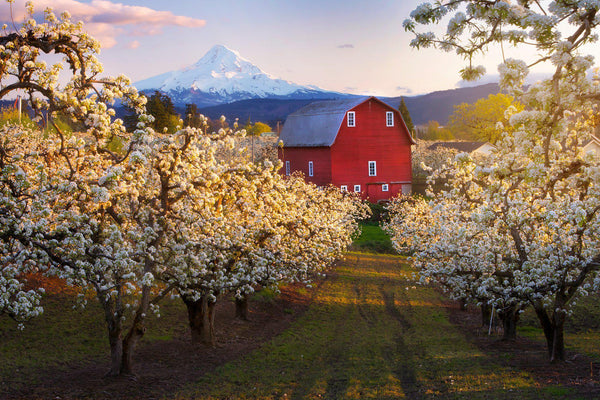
[106,320,123,377]
[550,309,566,362]
[120,307,148,375]
[497,306,519,341]
[101,293,124,377]
[480,303,492,327]
[235,295,249,321]
[533,302,566,362]
[120,282,151,376]
[182,294,217,346]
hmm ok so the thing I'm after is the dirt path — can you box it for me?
[4,253,600,399]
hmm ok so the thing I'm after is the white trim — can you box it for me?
[386,111,394,127]
[354,184,361,193]
[347,111,355,127]
[285,160,290,176]
[382,184,389,192]
[308,161,314,177]
[340,185,348,192]
[368,161,377,176]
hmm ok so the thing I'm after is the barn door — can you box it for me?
[366,183,381,202]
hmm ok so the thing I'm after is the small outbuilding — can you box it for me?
[278,96,415,202]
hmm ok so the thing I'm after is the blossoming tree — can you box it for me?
[389,0,600,362]
[142,126,368,345]
[1,0,368,376]
[0,1,165,376]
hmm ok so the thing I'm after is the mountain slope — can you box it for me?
[385,83,500,125]
[135,45,351,107]
[197,84,501,127]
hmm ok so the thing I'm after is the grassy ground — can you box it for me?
[518,294,600,362]
[2,254,600,399]
[350,223,396,254]
[178,254,578,399]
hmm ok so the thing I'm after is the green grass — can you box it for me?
[2,255,600,399]
[351,223,396,254]
[518,293,600,362]
[0,293,189,391]
[177,254,552,399]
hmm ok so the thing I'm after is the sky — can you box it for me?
[1,0,598,97]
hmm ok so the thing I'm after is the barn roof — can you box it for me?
[279,97,371,147]
[428,141,489,153]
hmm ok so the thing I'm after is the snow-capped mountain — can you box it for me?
[135,45,350,106]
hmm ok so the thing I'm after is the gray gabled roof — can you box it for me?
[279,97,370,147]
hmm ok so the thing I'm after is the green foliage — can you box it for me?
[45,113,75,136]
[244,121,272,136]
[146,91,180,133]
[251,287,278,303]
[418,120,454,140]
[0,107,37,130]
[398,97,415,135]
[446,94,525,143]
[183,103,204,128]
[363,202,388,224]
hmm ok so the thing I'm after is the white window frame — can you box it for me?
[347,111,355,127]
[285,160,290,176]
[340,185,348,192]
[382,183,389,192]
[308,161,314,177]
[386,111,394,127]
[368,161,377,177]
[354,185,361,193]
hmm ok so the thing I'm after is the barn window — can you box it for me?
[308,161,314,177]
[285,160,290,176]
[386,111,394,127]
[341,185,348,191]
[354,185,361,193]
[368,161,377,176]
[382,184,389,192]
[347,111,355,127]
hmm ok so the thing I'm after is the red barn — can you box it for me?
[278,96,414,202]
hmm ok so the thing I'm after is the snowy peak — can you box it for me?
[134,45,342,106]
[191,45,263,77]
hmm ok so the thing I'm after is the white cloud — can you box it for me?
[1,0,206,48]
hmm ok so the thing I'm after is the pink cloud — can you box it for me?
[127,40,140,49]
[1,0,206,48]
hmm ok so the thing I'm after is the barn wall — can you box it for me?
[278,146,332,186]
[331,98,412,202]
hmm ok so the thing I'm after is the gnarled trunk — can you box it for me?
[534,301,566,362]
[120,290,150,375]
[182,293,217,346]
[101,282,153,376]
[106,317,123,377]
[497,306,520,341]
[101,292,124,377]
[480,303,492,327]
[235,295,249,321]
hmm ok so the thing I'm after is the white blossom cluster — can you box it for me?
[404,0,600,83]
[0,0,368,374]
[141,126,368,305]
[397,0,600,361]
